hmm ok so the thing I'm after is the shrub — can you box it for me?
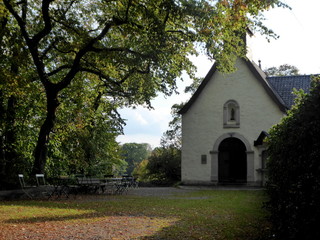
[147,147,181,183]
[266,78,320,240]
[134,146,181,185]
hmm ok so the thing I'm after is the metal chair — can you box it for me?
[35,174,46,186]
[35,173,54,199]
[18,174,36,199]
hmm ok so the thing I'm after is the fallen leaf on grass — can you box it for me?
[0,216,178,240]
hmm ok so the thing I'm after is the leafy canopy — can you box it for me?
[1,0,289,99]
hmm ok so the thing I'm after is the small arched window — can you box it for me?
[230,107,235,120]
[223,100,240,128]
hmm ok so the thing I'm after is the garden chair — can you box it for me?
[35,174,53,198]
[18,174,37,199]
[35,174,46,186]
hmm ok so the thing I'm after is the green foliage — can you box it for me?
[0,13,43,188]
[265,77,320,240]
[161,103,183,149]
[264,64,299,76]
[142,146,181,184]
[132,159,149,181]
[45,77,126,177]
[0,23,126,186]
[121,143,152,175]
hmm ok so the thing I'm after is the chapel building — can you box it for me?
[179,57,312,186]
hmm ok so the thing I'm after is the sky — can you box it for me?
[116,0,320,148]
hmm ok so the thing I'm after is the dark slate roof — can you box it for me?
[267,75,313,108]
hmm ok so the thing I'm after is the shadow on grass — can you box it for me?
[0,190,270,240]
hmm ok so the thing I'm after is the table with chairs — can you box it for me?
[18,173,139,200]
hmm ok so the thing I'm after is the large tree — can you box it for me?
[1,0,287,174]
[46,77,126,177]
[0,8,40,187]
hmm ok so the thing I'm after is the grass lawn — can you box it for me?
[0,189,270,240]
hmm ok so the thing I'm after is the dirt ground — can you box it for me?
[0,187,199,240]
[0,186,261,240]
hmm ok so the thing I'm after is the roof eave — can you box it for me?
[178,63,218,114]
[244,59,288,113]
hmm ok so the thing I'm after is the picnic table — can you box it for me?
[48,175,138,199]
[18,174,138,200]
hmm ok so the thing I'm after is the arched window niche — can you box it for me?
[223,100,240,128]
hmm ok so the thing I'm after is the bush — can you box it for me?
[134,146,181,185]
[266,78,320,240]
[147,147,181,183]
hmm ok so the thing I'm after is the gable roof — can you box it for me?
[178,63,218,114]
[266,75,312,108]
[254,131,269,146]
[179,58,288,114]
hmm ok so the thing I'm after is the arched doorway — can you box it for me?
[218,137,247,183]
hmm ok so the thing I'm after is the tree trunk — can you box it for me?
[32,87,59,175]
[0,95,18,189]
[0,91,6,185]
[4,95,17,169]
[0,56,19,188]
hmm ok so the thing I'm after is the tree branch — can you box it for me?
[3,0,50,85]
[21,0,27,23]
[57,17,128,90]
[32,0,54,44]
[48,65,73,76]
[125,0,133,22]
[51,15,81,36]
[163,7,170,25]
[41,38,59,58]
[52,43,77,54]
[3,0,30,41]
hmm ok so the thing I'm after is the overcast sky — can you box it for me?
[117,0,320,148]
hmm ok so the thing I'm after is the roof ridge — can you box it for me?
[267,74,317,79]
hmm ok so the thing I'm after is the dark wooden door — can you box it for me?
[218,138,247,183]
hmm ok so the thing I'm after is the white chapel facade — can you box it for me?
[179,57,312,186]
